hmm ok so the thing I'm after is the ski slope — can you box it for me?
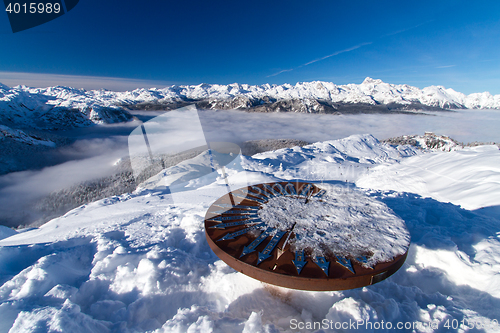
[0,134,499,332]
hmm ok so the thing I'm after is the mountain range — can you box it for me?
[1,77,500,130]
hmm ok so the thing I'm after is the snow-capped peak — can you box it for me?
[361,77,385,85]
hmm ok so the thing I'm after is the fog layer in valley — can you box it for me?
[0,109,499,228]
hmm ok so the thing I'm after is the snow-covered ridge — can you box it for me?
[0,85,132,129]
[1,78,499,129]
[0,124,55,146]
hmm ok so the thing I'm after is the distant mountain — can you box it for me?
[1,77,499,129]
[0,85,133,130]
[126,77,500,113]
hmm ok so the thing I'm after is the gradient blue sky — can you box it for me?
[1,0,500,94]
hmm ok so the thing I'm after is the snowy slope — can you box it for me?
[1,78,500,130]
[357,144,500,210]
[0,226,17,241]
[0,124,55,147]
[0,135,500,332]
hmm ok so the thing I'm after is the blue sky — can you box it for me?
[1,0,500,94]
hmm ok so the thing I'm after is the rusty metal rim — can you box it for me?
[205,227,408,291]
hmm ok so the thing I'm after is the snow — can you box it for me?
[357,145,500,210]
[0,124,55,147]
[0,226,17,241]
[257,185,410,266]
[1,134,500,332]
[0,85,132,129]
[412,133,461,151]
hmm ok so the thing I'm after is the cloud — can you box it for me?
[0,72,177,91]
[2,108,497,228]
[267,42,372,78]
[267,20,435,78]
[266,68,294,78]
[198,109,498,145]
[383,20,435,37]
[303,42,373,66]
[0,123,137,227]
[436,65,457,69]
